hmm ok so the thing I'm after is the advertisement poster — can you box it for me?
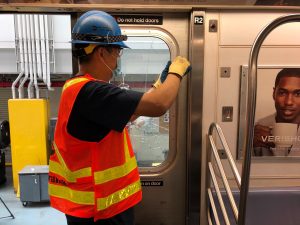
[239,67,300,158]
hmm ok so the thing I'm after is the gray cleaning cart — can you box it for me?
[18,165,49,206]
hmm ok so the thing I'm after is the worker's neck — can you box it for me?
[78,63,110,82]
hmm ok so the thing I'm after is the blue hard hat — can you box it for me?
[71,10,129,48]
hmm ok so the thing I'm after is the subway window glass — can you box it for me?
[111,36,170,168]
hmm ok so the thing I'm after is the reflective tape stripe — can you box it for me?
[49,160,73,181]
[123,132,131,161]
[94,131,137,185]
[94,157,137,185]
[52,142,68,168]
[52,142,91,181]
[49,183,94,205]
[49,160,91,183]
[97,180,141,211]
[62,77,89,92]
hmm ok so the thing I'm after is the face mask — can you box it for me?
[112,58,121,77]
[101,54,121,78]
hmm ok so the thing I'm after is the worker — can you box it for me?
[48,10,191,225]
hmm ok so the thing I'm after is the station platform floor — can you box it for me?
[0,166,67,225]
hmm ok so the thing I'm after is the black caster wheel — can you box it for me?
[22,201,28,207]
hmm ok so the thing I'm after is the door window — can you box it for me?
[111,36,171,168]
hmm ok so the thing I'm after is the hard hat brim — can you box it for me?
[71,40,129,48]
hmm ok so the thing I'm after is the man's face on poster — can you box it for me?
[273,76,300,123]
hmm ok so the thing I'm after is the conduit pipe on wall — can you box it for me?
[35,15,42,81]
[44,15,52,90]
[12,15,24,99]
[27,15,36,99]
[26,15,34,99]
[39,15,47,84]
[33,15,40,99]
[50,16,56,74]
[18,14,29,99]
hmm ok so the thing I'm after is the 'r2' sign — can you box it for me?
[194,16,204,25]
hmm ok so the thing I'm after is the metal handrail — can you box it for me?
[209,124,241,188]
[239,14,300,225]
[207,123,241,224]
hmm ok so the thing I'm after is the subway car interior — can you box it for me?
[0,0,300,225]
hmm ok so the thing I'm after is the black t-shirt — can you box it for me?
[67,80,143,142]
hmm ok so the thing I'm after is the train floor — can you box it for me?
[0,166,67,225]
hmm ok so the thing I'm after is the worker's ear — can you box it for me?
[96,47,105,58]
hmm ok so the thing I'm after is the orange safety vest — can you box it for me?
[48,74,142,220]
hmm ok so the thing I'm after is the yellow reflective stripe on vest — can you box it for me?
[123,132,131,161]
[52,142,68,170]
[62,77,89,92]
[97,180,141,211]
[49,183,94,205]
[49,160,91,183]
[94,157,137,185]
[94,132,137,185]
[49,160,75,182]
[52,142,91,181]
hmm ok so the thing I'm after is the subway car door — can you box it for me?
[114,12,195,225]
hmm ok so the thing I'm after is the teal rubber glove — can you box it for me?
[152,61,172,88]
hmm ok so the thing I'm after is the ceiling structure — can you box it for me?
[1,0,300,13]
